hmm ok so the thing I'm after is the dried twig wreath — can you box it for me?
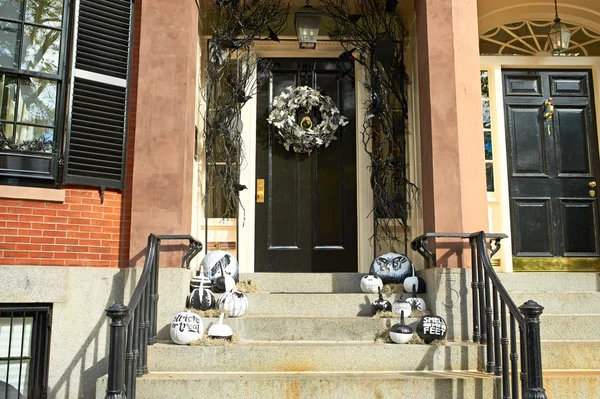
[267,85,348,154]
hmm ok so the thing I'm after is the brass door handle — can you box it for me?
[256,179,264,203]
[544,97,554,120]
[590,181,597,188]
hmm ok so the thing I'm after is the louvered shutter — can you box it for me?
[62,0,133,189]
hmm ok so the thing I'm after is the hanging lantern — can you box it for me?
[547,0,571,54]
[294,0,322,49]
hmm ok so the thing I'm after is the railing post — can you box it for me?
[105,302,130,399]
[519,300,547,399]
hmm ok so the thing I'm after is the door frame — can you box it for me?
[237,41,374,274]
[480,56,600,272]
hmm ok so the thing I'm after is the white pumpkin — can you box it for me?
[170,311,203,345]
[360,275,383,293]
[201,250,239,283]
[392,300,412,318]
[208,313,233,340]
[403,264,419,294]
[218,290,248,317]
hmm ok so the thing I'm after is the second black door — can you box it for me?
[254,59,357,272]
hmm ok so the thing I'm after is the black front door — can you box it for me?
[503,69,600,258]
[255,59,357,272]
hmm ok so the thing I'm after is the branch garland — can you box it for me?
[267,85,349,154]
[321,0,419,251]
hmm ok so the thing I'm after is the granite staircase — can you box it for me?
[97,271,600,398]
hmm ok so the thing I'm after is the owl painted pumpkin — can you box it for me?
[170,311,203,345]
[202,250,239,283]
[360,275,383,293]
[217,290,248,317]
[369,253,413,284]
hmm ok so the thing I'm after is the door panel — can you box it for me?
[504,69,600,258]
[255,59,357,272]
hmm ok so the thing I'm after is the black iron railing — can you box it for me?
[412,231,547,399]
[104,234,202,399]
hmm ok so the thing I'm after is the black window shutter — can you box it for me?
[62,0,133,189]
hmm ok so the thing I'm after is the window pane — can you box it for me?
[21,25,61,74]
[18,77,57,125]
[25,0,63,28]
[0,21,20,68]
[15,125,54,151]
[1,74,18,121]
[486,163,495,192]
[0,359,30,398]
[1,123,15,147]
[0,0,23,20]
[484,131,492,160]
[480,70,489,98]
[482,99,491,129]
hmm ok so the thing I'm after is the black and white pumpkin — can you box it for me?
[202,250,239,283]
[186,278,216,311]
[402,264,418,293]
[190,274,212,293]
[207,313,233,340]
[416,315,447,344]
[217,290,248,317]
[372,287,392,314]
[214,263,236,293]
[389,310,414,344]
[360,275,383,293]
[405,284,427,311]
[369,253,413,284]
[170,311,203,345]
[392,299,412,318]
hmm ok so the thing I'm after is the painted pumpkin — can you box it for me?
[360,275,383,293]
[389,310,414,344]
[405,284,427,312]
[190,274,212,293]
[186,278,216,311]
[218,290,248,317]
[170,311,203,345]
[402,264,419,293]
[201,250,239,283]
[207,313,233,340]
[372,287,392,314]
[369,253,413,284]
[416,315,447,344]
[214,263,236,293]
[392,299,412,318]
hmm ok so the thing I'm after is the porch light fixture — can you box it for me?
[547,0,571,54]
[294,0,322,49]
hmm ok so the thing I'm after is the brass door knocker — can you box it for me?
[544,98,554,120]
[300,116,313,129]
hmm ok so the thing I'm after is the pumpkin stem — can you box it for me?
[400,310,405,324]
[378,286,383,300]
[412,284,417,298]
[218,312,225,325]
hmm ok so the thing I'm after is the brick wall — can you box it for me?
[0,188,126,267]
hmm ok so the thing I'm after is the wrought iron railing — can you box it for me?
[411,231,547,399]
[104,234,202,399]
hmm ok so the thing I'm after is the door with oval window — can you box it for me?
[503,69,600,268]
[254,59,357,273]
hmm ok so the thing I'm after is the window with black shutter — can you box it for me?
[62,0,133,190]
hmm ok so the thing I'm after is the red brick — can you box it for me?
[32,209,57,216]
[0,207,6,213]
[0,200,21,206]
[80,225,102,233]
[18,229,43,237]
[68,204,93,212]
[55,238,78,245]
[19,215,44,223]
[81,198,102,206]
[64,196,82,204]
[64,259,86,266]
[29,251,53,259]
[15,258,40,265]
[8,207,32,214]
[90,246,111,254]
[78,253,100,260]
[7,221,31,229]
[0,244,17,250]
[43,230,66,238]
[85,260,111,267]
[54,252,78,259]
[44,216,68,223]
[67,232,90,239]
[58,210,81,217]
[3,251,29,258]
[0,258,16,264]
[79,239,101,246]
[32,223,56,230]
[66,245,89,252]
[42,245,66,252]
[90,232,111,240]
[16,244,41,251]
[20,201,46,209]
[100,254,120,261]
[6,236,30,243]
[44,203,66,209]
[0,214,19,221]
[40,259,65,266]
[56,223,80,231]
[69,218,91,225]
[31,237,55,244]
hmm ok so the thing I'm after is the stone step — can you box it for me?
[147,341,483,373]
[543,371,600,399]
[244,292,427,317]
[507,291,600,314]
[540,314,600,340]
[161,316,423,342]
[498,272,599,292]
[541,341,600,370]
[240,272,367,293]
[97,371,498,399]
